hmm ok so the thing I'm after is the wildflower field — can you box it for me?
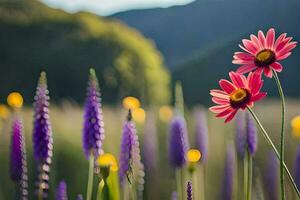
[1,97,300,200]
[1,1,300,199]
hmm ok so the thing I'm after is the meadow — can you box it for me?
[1,98,300,199]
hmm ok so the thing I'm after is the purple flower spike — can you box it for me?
[10,118,28,199]
[187,181,192,200]
[56,181,68,200]
[33,71,53,162]
[246,113,257,156]
[83,68,105,159]
[142,112,157,172]
[235,112,257,158]
[221,144,236,200]
[294,146,300,190]
[235,112,246,158]
[171,191,177,200]
[32,71,53,198]
[168,116,189,168]
[119,110,145,198]
[76,194,83,200]
[195,110,209,163]
[264,152,278,200]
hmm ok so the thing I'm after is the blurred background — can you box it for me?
[1,0,300,199]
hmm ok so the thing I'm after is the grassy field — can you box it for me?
[1,99,300,199]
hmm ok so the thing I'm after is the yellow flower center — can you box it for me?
[255,49,275,67]
[230,88,250,108]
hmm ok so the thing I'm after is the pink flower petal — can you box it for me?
[217,107,235,118]
[219,79,236,94]
[254,68,264,76]
[233,52,255,61]
[209,105,230,113]
[274,33,287,50]
[242,39,259,54]
[229,72,246,88]
[275,36,292,52]
[258,30,266,47]
[225,110,238,123]
[249,72,263,94]
[276,42,297,58]
[250,34,261,49]
[266,28,275,49]
[236,64,257,74]
[264,67,273,78]
[276,52,292,61]
[270,62,283,72]
[212,97,230,105]
[238,44,256,55]
[251,92,267,102]
[210,90,229,100]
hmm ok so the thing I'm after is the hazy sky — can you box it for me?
[42,0,195,16]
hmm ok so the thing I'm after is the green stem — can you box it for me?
[247,107,300,198]
[273,69,286,200]
[87,153,95,200]
[247,150,252,200]
[191,170,198,200]
[176,169,182,200]
[243,153,248,200]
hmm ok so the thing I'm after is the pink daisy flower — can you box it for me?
[210,72,266,123]
[233,28,297,78]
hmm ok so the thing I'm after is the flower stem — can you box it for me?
[191,169,198,200]
[87,153,95,200]
[176,169,182,200]
[272,69,286,200]
[247,150,252,200]
[247,107,300,198]
[243,152,248,200]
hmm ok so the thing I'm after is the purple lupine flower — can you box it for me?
[82,68,105,159]
[10,118,28,199]
[76,194,83,200]
[195,110,209,163]
[142,112,157,172]
[171,191,178,200]
[119,110,145,198]
[235,113,257,158]
[32,71,53,198]
[221,144,236,200]
[168,115,189,168]
[264,152,278,200]
[55,181,68,200]
[246,113,257,156]
[294,146,300,191]
[235,112,246,158]
[187,181,192,200]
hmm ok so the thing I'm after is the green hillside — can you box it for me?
[0,0,170,105]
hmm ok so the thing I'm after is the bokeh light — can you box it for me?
[7,92,23,108]
[0,104,9,119]
[187,149,201,163]
[291,116,300,138]
[132,108,146,123]
[159,105,173,122]
[122,96,141,110]
[97,153,119,172]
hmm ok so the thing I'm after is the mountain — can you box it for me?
[112,0,300,68]
[0,0,170,105]
[112,0,300,105]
